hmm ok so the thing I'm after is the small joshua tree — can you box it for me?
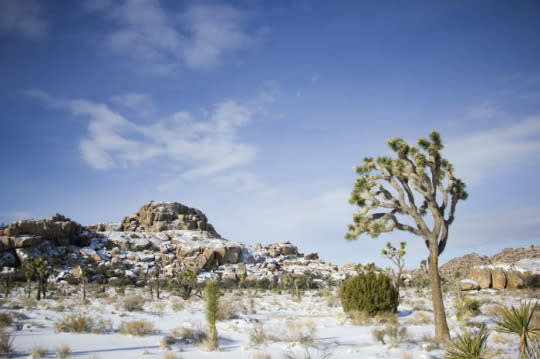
[205,280,219,351]
[445,324,489,359]
[381,241,406,296]
[22,257,37,298]
[495,301,539,358]
[35,257,52,300]
[79,264,89,301]
[175,269,198,300]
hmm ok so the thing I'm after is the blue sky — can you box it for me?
[1,0,539,268]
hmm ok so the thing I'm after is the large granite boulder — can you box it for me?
[491,268,507,289]
[469,267,492,289]
[120,201,220,237]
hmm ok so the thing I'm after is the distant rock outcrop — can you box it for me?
[444,245,540,291]
[120,201,220,237]
[0,202,347,288]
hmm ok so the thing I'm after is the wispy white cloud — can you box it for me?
[445,117,540,184]
[26,88,272,179]
[466,101,500,120]
[0,0,46,38]
[85,0,257,72]
[111,93,155,116]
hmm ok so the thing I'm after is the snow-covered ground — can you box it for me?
[3,286,535,359]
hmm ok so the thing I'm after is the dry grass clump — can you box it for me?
[405,310,432,325]
[371,322,408,346]
[119,319,154,336]
[160,336,177,350]
[347,310,371,325]
[56,344,72,359]
[121,294,145,312]
[0,312,13,328]
[170,298,185,311]
[270,319,317,346]
[251,351,271,359]
[54,313,112,334]
[172,323,207,344]
[454,296,481,321]
[54,313,94,333]
[217,295,238,320]
[0,329,14,354]
[282,347,331,359]
[30,346,47,358]
[249,322,267,345]
[162,351,182,359]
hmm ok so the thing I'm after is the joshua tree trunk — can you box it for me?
[156,278,160,300]
[428,238,450,342]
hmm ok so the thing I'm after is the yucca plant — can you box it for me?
[445,324,489,359]
[495,301,539,359]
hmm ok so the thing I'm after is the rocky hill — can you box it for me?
[0,201,352,287]
[441,245,539,291]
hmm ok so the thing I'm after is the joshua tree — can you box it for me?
[205,280,219,350]
[175,269,198,300]
[79,264,89,301]
[346,130,467,342]
[35,257,51,300]
[381,241,406,296]
[21,258,37,298]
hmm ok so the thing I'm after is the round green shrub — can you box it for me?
[339,271,399,315]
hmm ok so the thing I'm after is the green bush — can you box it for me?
[339,272,398,316]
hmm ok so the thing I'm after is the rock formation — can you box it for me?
[120,201,220,237]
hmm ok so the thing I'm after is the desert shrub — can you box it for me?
[0,312,13,328]
[281,347,331,359]
[174,270,198,300]
[54,313,95,333]
[174,324,207,344]
[270,319,317,345]
[445,325,489,359]
[122,294,145,311]
[454,297,481,321]
[217,295,238,320]
[119,320,154,336]
[31,346,47,358]
[251,351,271,359]
[406,310,432,325]
[372,323,408,346]
[347,310,371,325]
[339,272,398,316]
[160,336,177,350]
[162,351,181,359]
[255,278,271,291]
[249,322,267,344]
[56,344,71,359]
[0,329,14,354]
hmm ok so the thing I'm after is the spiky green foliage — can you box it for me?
[445,325,489,359]
[346,130,467,256]
[175,269,197,300]
[495,301,539,358]
[381,241,406,294]
[339,272,398,316]
[205,280,219,351]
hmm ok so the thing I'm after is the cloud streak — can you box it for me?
[445,117,540,184]
[26,89,265,178]
[85,0,257,72]
[0,0,46,38]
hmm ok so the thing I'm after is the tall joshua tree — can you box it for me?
[346,130,467,342]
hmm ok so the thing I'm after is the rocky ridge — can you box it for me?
[0,202,352,287]
[441,245,540,291]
